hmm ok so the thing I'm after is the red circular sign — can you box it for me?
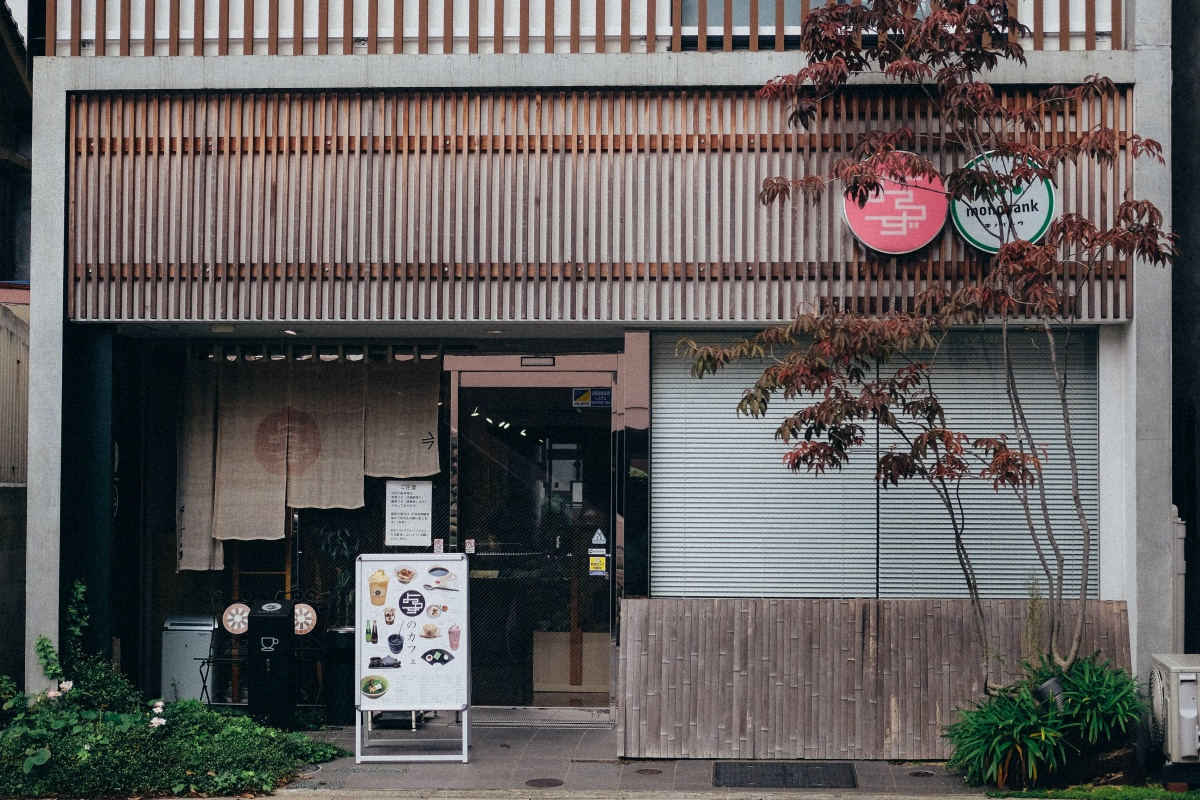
[843,170,949,254]
[253,407,321,476]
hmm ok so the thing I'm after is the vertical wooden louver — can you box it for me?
[50,0,1125,55]
[67,88,1135,324]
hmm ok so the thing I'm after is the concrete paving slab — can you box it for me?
[280,789,984,800]
[670,762,715,791]
[282,724,981,798]
[525,731,589,755]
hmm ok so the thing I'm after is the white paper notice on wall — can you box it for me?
[385,480,433,546]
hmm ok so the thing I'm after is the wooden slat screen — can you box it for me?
[66,89,1134,324]
[618,598,1131,760]
[52,0,1122,55]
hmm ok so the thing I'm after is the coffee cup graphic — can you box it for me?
[422,623,439,638]
[261,636,279,652]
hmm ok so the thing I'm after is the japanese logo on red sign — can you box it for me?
[842,170,949,255]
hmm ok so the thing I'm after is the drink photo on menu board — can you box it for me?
[356,553,469,712]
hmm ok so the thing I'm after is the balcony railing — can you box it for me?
[49,0,1121,56]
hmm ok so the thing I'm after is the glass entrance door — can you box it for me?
[456,378,613,708]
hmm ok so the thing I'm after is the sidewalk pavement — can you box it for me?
[281,716,983,799]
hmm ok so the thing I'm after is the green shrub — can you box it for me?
[946,654,1145,789]
[0,592,343,796]
[1057,656,1143,747]
[54,653,142,714]
[0,696,342,797]
[946,686,1068,789]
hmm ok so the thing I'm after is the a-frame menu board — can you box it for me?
[355,553,469,762]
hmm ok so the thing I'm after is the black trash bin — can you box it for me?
[246,599,295,729]
[326,626,357,726]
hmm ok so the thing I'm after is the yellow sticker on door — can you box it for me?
[589,556,607,576]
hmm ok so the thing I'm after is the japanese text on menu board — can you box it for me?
[384,480,433,547]
[356,554,469,711]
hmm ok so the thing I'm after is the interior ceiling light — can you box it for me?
[471,407,480,417]
[486,417,494,424]
[211,324,235,334]
[520,429,527,436]
[281,329,299,336]
[485,329,508,335]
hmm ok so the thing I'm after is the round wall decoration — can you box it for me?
[950,151,1056,253]
[294,603,317,635]
[222,602,250,634]
[842,164,949,254]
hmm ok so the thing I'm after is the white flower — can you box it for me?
[45,689,61,699]
[152,701,165,713]
[83,744,91,751]
[59,681,73,692]
[149,716,167,728]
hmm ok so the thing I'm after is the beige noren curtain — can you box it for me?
[365,357,440,478]
[177,356,442,569]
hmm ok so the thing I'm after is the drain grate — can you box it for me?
[713,761,857,789]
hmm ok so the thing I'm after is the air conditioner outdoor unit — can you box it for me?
[1150,654,1200,763]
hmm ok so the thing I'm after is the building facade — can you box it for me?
[24,0,1173,759]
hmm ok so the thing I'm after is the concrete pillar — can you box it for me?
[25,58,67,692]
[1132,0,1174,676]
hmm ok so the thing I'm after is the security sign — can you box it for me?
[573,388,612,408]
[951,152,1055,253]
[843,164,949,254]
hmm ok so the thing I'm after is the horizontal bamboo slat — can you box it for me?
[66,89,1134,324]
[617,597,1131,760]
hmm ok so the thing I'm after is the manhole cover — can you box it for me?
[525,778,565,788]
[713,761,857,789]
[636,768,663,775]
[296,764,321,775]
[908,770,936,777]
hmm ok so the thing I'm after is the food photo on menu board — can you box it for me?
[356,554,468,711]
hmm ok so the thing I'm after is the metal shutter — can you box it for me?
[877,328,1098,598]
[649,329,1099,599]
[650,333,878,597]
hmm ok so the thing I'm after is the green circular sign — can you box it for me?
[950,152,1056,254]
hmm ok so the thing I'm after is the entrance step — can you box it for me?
[464,706,614,729]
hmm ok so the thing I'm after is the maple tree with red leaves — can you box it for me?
[686,0,1175,689]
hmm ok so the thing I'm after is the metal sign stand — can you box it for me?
[355,708,470,763]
